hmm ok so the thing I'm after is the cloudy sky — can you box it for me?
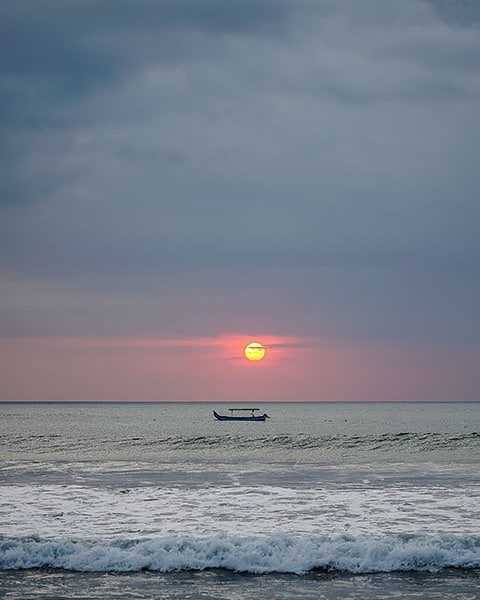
[1,0,479,400]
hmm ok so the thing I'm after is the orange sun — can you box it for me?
[244,341,266,361]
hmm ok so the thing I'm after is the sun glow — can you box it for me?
[244,341,266,362]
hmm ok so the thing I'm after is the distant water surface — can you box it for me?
[1,402,479,599]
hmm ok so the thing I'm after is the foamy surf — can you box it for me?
[2,534,480,574]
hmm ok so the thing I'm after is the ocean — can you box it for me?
[1,401,479,599]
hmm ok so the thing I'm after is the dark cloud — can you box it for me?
[0,0,295,97]
[1,0,479,350]
[0,0,301,207]
[427,0,480,26]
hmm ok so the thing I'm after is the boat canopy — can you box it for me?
[228,408,260,412]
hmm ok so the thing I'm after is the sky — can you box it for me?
[1,0,479,401]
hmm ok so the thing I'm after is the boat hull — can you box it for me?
[213,410,268,422]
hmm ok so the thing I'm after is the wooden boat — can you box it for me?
[213,408,270,421]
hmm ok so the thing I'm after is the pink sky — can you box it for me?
[1,334,478,401]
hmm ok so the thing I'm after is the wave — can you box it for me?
[132,432,480,451]
[6,432,480,455]
[2,534,480,574]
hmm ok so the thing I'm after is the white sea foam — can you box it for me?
[3,481,480,542]
[1,534,480,574]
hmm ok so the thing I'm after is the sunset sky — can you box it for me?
[1,0,479,401]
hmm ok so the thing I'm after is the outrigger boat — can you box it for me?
[213,408,270,422]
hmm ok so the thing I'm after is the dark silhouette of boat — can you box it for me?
[213,408,270,421]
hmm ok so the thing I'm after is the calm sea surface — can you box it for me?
[1,402,479,599]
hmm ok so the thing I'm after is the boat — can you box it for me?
[213,408,270,421]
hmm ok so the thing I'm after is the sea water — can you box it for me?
[0,402,479,599]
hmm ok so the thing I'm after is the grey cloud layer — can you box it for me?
[1,0,479,344]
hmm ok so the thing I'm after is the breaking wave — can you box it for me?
[1,534,480,574]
